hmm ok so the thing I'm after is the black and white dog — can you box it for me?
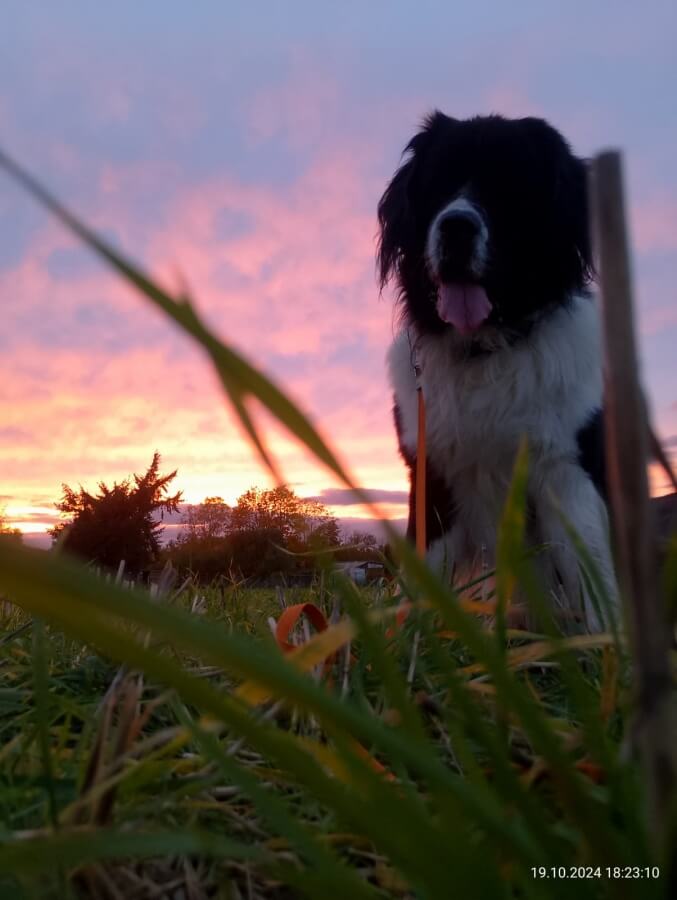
[378,112,616,631]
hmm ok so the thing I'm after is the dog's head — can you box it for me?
[378,113,592,345]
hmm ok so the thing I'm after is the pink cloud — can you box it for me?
[244,66,344,150]
[140,147,391,369]
[632,196,677,255]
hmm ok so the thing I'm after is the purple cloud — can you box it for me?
[314,488,408,506]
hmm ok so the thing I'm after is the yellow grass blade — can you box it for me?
[236,619,356,705]
[461,633,616,677]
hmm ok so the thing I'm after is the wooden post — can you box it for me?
[590,150,676,845]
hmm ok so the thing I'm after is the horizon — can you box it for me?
[20,483,408,551]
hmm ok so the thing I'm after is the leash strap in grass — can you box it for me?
[276,602,329,654]
[407,328,427,558]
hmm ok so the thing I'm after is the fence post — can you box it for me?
[590,150,676,846]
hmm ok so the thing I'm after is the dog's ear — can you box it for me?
[520,117,593,288]
[377,114,446,289]
[558,153,593,285]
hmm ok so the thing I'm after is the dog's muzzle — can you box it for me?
[426,198,489,281]
[426,199,492,335]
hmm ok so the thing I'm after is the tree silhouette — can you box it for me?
[50,452,181,575]
[166,497,232,579]
[344,530,379,552]
[165,485,340,580]
[228,485,340,575]
[335,530,382,561]
[225,526,290,579]
[230,485,336,545]
[177,496,231,543]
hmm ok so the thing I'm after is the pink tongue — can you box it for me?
[436,283,492,335]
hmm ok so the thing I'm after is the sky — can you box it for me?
[1,1,676,547]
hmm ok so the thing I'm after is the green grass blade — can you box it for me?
[0,828,261,876]
[31,620,59,830]
[334,574,428,747]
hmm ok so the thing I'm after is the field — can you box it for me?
[1,583,343,898]
[0,563,671,900]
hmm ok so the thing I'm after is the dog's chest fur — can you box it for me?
[388,295,604,567]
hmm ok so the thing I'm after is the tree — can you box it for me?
[166,496,232,580]
[305,516,341,553]
[224,527,290,579]
[164,485,340,581]
[336,530,383,562]
[344,530,379,551]
[230,486,338,550]
[225,485,340,577]
[177,496,231,543]
[50,452,182,575]
[0,507,22,544]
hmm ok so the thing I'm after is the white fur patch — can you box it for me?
[425,196,489,279]
[387,295,617,630]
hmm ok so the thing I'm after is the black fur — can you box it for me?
[576,409,607,501]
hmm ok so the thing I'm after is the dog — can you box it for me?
[378,112,616,632]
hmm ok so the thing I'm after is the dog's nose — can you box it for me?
[438,211,479,260]
[427,203,488,280]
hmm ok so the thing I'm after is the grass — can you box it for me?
[0,584,335,897]
[0,577,655,899]
[0,147,675,899]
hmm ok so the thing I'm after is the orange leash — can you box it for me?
[275,602,329,654]
[395,384,426,630]
[415,386,427,557]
